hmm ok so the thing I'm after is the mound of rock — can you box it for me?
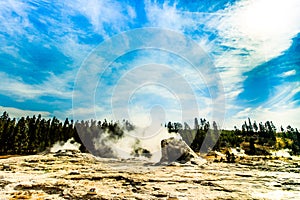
[159,137,205,165]
[53,149,81,157]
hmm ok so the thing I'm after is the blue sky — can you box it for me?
[0,0,299,129]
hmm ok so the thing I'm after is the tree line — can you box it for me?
[0,111,133,156]
[166,117,300,155]
[0,111,300,156]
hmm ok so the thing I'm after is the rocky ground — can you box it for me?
[0,151,299,200]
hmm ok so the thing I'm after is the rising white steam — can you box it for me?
[50,138,81,153]
[93,126,182,162]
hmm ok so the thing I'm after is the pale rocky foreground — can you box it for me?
[0,151,300,200]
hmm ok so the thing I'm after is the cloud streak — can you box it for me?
[0,72,73,100]
[0,0,299,129]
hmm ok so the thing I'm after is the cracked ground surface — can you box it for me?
[0,152,299,199]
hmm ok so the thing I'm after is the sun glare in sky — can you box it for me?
[0,0,299,129]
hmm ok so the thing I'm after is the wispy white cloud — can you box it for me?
[66,0,136,37]
[142,0,300,128]
[144,1,197,32]
[143,0,300,98]
[216,0,300,63]
[0,0,299,129]
[203,0,299,108]
[145,0,300,128]
[0,72,73,101]
[279,69,297,77]
[225,82,300,129]
[0,0,32,35]
[0,105,51,119]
